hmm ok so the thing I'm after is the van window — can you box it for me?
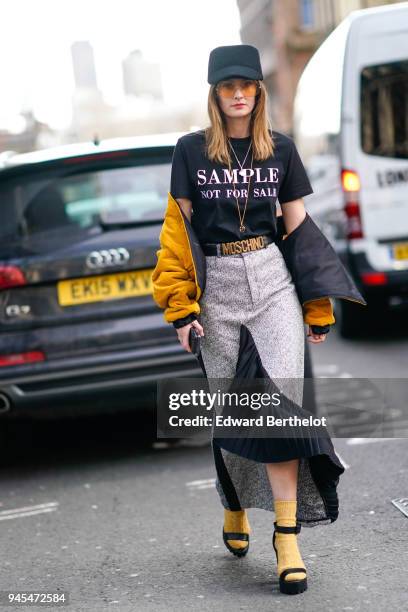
[361,59,408,159]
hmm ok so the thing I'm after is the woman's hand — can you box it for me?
[307,325,327,343]
[176,319,205,353]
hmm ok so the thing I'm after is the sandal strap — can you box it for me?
[280,567,307,581]
[223,531,249,541]
[273,521,301,534]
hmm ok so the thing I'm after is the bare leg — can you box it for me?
[265,459,299,498]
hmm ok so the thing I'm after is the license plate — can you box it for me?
[57,269,154,306]
[392,242,408,260]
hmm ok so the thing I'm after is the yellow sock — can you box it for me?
[224,509,251,550]
[274,500,306,583]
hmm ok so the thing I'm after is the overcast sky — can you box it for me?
[1,0,241,129]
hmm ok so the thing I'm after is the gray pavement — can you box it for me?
[0,318,407,611]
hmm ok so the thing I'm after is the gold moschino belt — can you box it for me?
[201,234,275,256]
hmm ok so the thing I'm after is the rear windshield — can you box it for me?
[361,59,408,159]
[0,161,171,254]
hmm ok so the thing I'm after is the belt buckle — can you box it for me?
[218,235,268,256]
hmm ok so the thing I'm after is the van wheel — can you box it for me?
[335,299,369,338]
[336,297,388,338]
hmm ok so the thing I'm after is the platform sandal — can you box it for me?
[272,521,308,595]
[222,529,249,557]
[222,509,250,557]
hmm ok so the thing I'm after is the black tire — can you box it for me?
[336,300,363,338]
[335,297,381,339]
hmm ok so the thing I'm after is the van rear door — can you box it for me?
[347,7,408,271]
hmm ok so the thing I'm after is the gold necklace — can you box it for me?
[227,142,254,232]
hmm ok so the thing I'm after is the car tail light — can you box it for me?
[0,351,45,367]
[361,272,387,286]
[0,265,27,290]
[341,169,363,240]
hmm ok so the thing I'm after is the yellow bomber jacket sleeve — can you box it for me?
[152,193,335,328]
[151,193,201,324]
[303,297,335,326]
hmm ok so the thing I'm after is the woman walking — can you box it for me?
[152,44,366,595]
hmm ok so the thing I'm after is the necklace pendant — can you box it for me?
[239,224,246,232]
[238,169,247,177]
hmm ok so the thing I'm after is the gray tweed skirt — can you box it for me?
[196,241,345,527]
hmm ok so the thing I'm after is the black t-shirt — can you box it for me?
[170,128,313,244]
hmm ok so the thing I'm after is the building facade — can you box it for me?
[236,0,405,134]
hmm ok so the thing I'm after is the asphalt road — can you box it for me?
[0,320,407,612]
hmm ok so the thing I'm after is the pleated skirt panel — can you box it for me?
[197,241,345,527]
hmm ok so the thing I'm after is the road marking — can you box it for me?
[334,451,350,469]
[186,478,215,487]
[346,438,397,446]
[314,364,353,378]
[314,365,340,375]
[186,478,216,490]
[391,498,408,518]
[0,502,58,521]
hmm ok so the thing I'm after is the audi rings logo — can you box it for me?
[86,248,130,269]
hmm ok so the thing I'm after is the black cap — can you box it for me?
[208,44,263,85]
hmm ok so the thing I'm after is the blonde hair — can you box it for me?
[204,80,275,165]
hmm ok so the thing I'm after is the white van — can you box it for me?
[293,2,408,337]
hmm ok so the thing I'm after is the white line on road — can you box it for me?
[314,365,340,375]
[346,438,398,446]
[0,508,58,521]
[0,502,59,521]
[314,364,353,378]
[334,451,350,469]
[186,478,215,487]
